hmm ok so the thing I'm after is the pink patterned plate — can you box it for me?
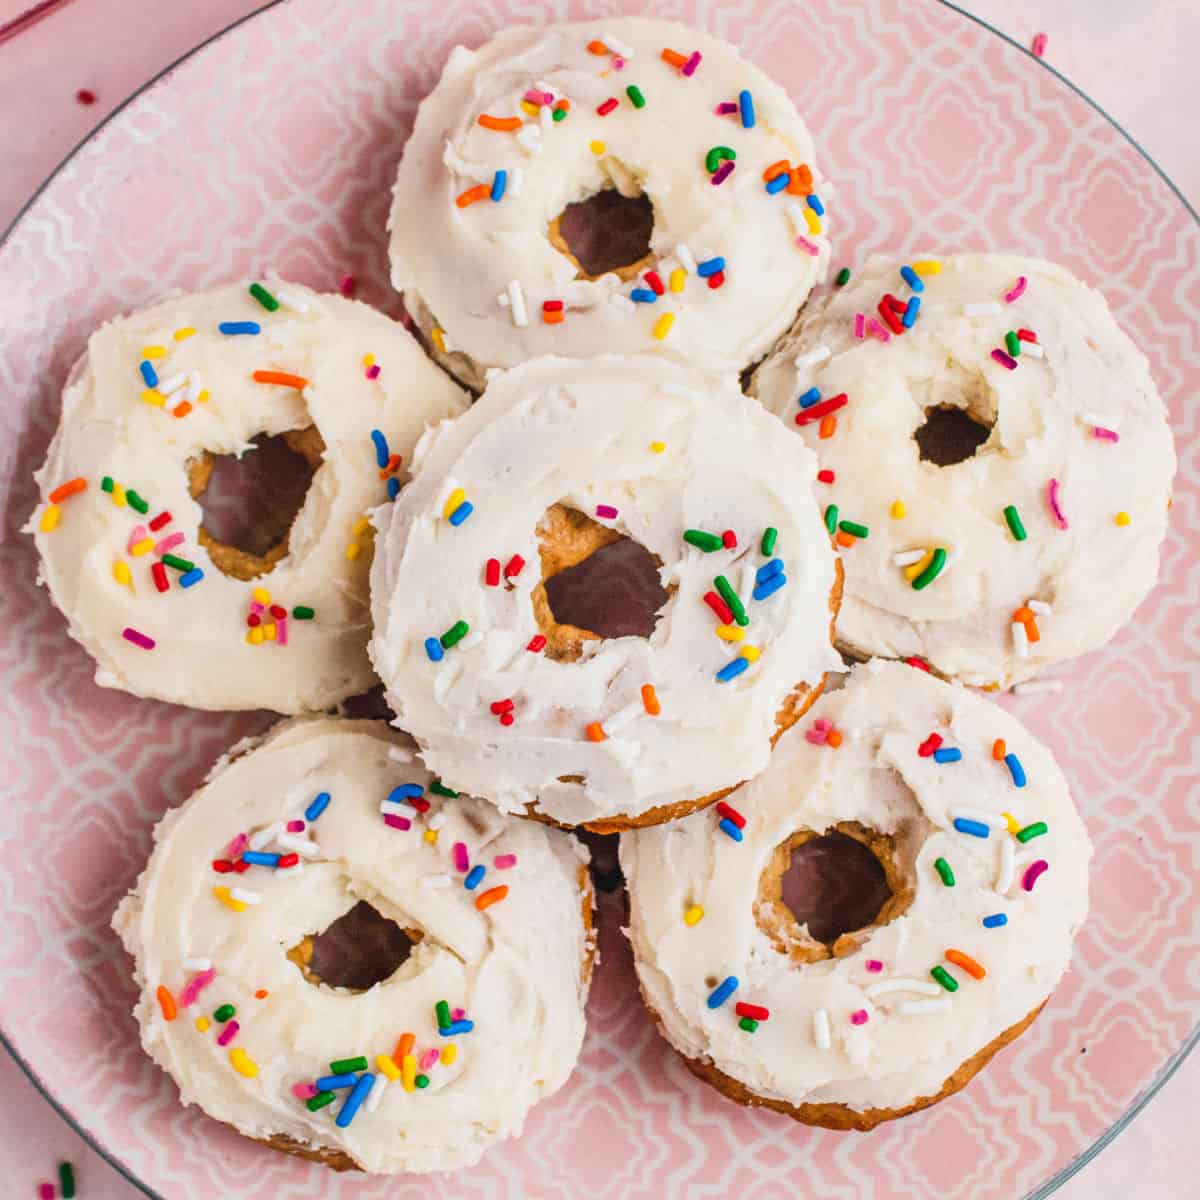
[0,1,1196,1197]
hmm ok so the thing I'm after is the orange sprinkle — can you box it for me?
[790,163,814,192]
[554,98,571,112]
[661,48,687,67]
[641,684,661,715]
[156,985,177,1022]
[835,530,854,548]
[395,1032,414,1060]
[379,453,403,479]
[587,39,610,55]
[1013,606,1041,643]
[542,310,565,325]
[819,414,837,439]
[762,159,791,182]
[252,370,309,389]
[475,885,509,911]
[171,401,193,419]
[585,721,606,743]
[945,949,986,980]
[48,477,87,504]
[992,738,1007,761]
[477,114,522,132]
[456,183,490,208]
[254,989,269,999]
[827,729,843,749]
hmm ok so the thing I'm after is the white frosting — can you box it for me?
[752,254,1176,686]
[113,718,592,1174]
[389,18,831,391]
[621,660,1091,1113]
[369,355,841,826]
[29,282,467,712]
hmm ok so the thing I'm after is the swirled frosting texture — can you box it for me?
[29,282,467,712]
[389,19,831,390]
[621,661,1091,1113]
[752,254,1175,686]
[114,718,592,1174]
[369,355,841,826]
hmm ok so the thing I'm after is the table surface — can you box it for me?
[1,1,1196,1196]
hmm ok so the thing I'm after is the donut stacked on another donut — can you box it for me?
[29,281,467,712]
[369,355,843,831]
[621,660,1091,1128]
[113,718,594,1174]
[751,254,1176,687]
[389,18,832,391]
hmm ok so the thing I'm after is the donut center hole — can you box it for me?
[534,503,670,662]
[553,188,655,280]
[914,406,994,466]
[190,428,324,581]
[287,900,420,993]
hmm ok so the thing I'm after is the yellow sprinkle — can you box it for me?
[684,905,704,926]
[142,388,165,407]
[423,829,438,844]
[589,140,606,155]
[197,389,210,404]
[362,353,376,368]
[229,1048,259,1078]
[194,1017,210,1033]
[1002,812,1021,835]
[903,550,934,581]
[252,587,271,604]
[376,1054,401,1081]
[669,267,686,293]
[111,483,126,507]
[430,327,447,354]
[263,622,277,641]
[142,345,168,358]
[113,560,132,587]
[715,624,744,642]
[173,327,196,341]
[39,504,60,533]
[520,100,539,116]
[740,645,761,663]
[911,260,942,276]
[890,500,907,519]
[442,487,466,520]
[650,441,666,453]
[652,312,675,340]
[130,538,154,557]
[441,1044,457,1066]
[346,542,362,562]
[803,206,822,235]
[246,627,265,646]
[213,886,247,913]
[353,516,371,535]
[1115,511,1131,526]
[402,1053,417,1092]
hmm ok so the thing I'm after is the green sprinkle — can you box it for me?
[714,575,748,627]
[760,527,778,556]
[213,1003,236,1023]
[626,85,645,109]
[306,1090,336,1112]
[59,1162,76,1199]
[329,1055,368,1074]
[101,476,114,493]
[1005,330,1021,358]
[416,1074,430,1088]
[248,282,280,312]
[552,106,567,122]
[705,145,736,174]
[430,781,459,797]
[911,547,947,591]
[161,553,195,572]
[1003,505,1027,541]
[440,620,469,649]
[824,503,839,536]
[738,1017,759,1033]
[436,1000,451,1028]
[125,489,149,514]
[930,965,959,992]
[835,267,851,287]
[683,529,724,553]
[1016,821,1048,843]
[292,605,315,620]
[934,856,955,887]
[838,520,869,539]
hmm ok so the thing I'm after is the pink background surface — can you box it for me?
[1,1,1197,1197]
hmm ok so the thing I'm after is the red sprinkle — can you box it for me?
[148,510,172,532]
[277,853,299,869]
[716,801,746,829]
[918,732,943,758]
[1017,328,1039,342]
[542,299,564,312]
[795,394,848,425]
[490,699,515,714]
[817,469,835,484]
[152,561,169,592]
[410,797,430,813]
[707,270,726,289]
[504,554,525,578]
[232,860,252,874]
[339,274,356,297]
[721,530,737,549]
[878,300,904,334]
[269,604,287,619]
[500,712,515,726]
[527,634,547,653]
[644,270,665,296]
[212,859,234,873]
[883,293,907,314]
[703,591,734,624]
[485,558,501,586]
[735,1002,769,1020]
[76,88,96,105]
[906,656,932,672]
[597,97,619,116]
[1031,32,1048,58]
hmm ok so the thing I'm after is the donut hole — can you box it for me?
[287,900,420,993]
[914,406,994,466]
[550,188,655,281]
[532,503,671,661]
[189,428,324,581]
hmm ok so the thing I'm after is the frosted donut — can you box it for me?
[29,281,467,712]
[113,717,594,1174]
[389,18,832,391]
[369,354,842,831]
[621,660,1091,1128]
[752,254,1176,687]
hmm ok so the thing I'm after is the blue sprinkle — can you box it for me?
[707,976,739,1008]
[806,194,825,216]
[448,501,473,526]
[218,321,261,335]
[719,818,743,842]
[490,169,507,202]
[716,657,750,683]
[797,387,821,408]
[738,89,755,129]
[900,265,924,292]
[932,747,962,763]
[389,783,425,801]
[139,360,158,387]
[1004,753,1027,788]
[982,913,1009,929]
[755,558,784,584]
[336,1073,375,1128]
[753,573,787,602]
[696,256,725,277]
[464,864,486,890]
[242,850,282,866]
[304,791,332,822]
[386,477,401,501]
[765,172,789,194]
[439,1019,475,1037]
[953,818,990,839]
[179,567,204,588]
[316,1073,359,1091]
[903,296,921,327]
[630,288,658,303]
[370,429,389,469]
[425,637,445,662]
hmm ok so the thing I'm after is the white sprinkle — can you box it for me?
[427,811,448,831]
[539,104,553,132]
[996,834,1015,894]
[786,201,810,235]
[964,301,1002,317]
[186,372,203,403]
[604,699,644,735]
[899,997,952,1016]
[423,874,452,889]
[950,807,1009,830]
[275,833,320,857]
[813,1009,831,1050]
[1021,341,1045,358]
[506,280,529,327]
[274,287,311,313]
[1012,621,1029,659]
[248,822,283,851]
[181,957,212,973]
[892,548,927,567]
[515,124,543,155]
[387,747,414,764]
[366,1074,387,1113]
[230,887,262,906]
[739,558,757,605]
[944,545,966,570]
[1013,679,1063,695]
[1081,410,1121,431]
[508,167,524,198]
[675,243,698,275]
[381,800,417,819]
[497,291,510,308]
[610,294,636,313]
[601,32,634,57]
[793,345,832,369]
[1027,599,1053,615]
[865,978,943,1000]
[157,372,187,396]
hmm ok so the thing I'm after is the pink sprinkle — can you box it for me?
[805,729,828,745]
[850,1009,869,1026]
[286,820,305,833]
[292,1081,318,1099]
[793,235,819,256]
[453,841,470,872]
[523,88,552,105]
[216,1019,240,1046]
[595,504,618,519]
[710,160,735,186]
[122,626,155,650]
[179,967,216,1008]
[991,348,1018,370]
[814,719,831,732]
[1022,859,1049,891]
[1004,275,1028,304]
[865,317,891,343]
[126,524,148,552]
[419,1048,440,1071]
[366,364,381,380]
[155,532,185,555]
[1047,478,1069,530]
[853,312,866,339]
[277,616,288,646]
[612,56,625,70]
[451,1007,466,1021]
[866,959,883,973]
[494,854,518,869]
[339,274,356,297]
[226,832,249,858]
[1031,32,1048,58]
[715,102,738,115]
[683,51,702,76]
[39,1185,55,1200]
[1093,427,1120,443]
[384,814,411,831]
[250,601,265,615]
